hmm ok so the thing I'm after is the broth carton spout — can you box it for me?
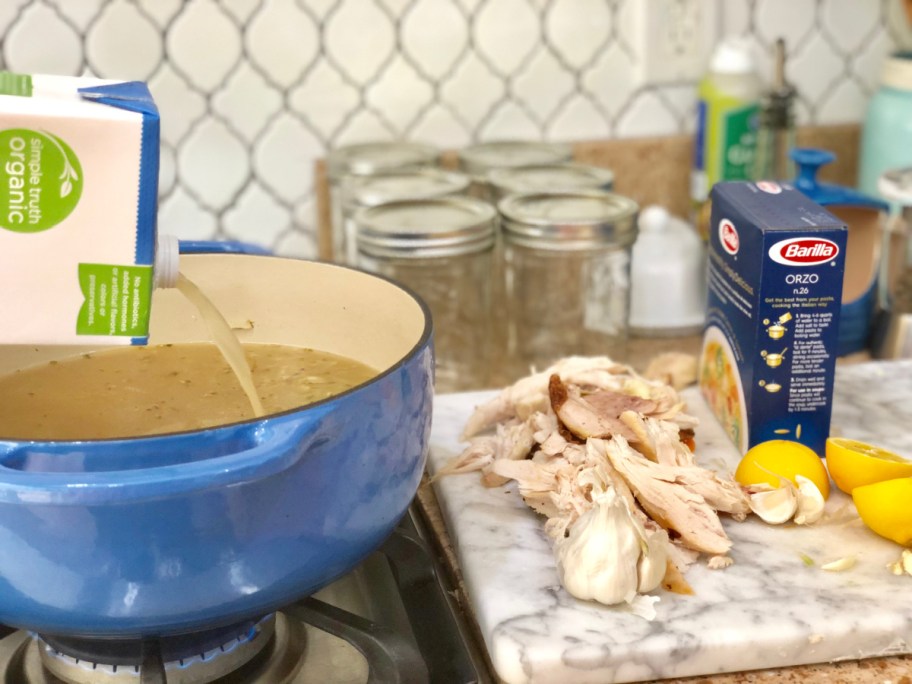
[699,181,847,456]
[0,71,164,345]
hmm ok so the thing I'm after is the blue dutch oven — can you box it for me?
[792,148,890,355]
[0,254,434,638]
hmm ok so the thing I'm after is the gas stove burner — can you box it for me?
[2,613,309,684]
[0,508,485,684]
[37,615,277,684]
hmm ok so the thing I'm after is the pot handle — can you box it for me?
[0,416,325,505]
[178,240,272,255]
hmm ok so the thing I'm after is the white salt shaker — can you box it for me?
[629,206,706,336]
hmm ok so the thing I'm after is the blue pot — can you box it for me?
[791,148,889,355]
[0,255,434,638]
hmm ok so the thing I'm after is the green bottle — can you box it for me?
[691,39,762,240]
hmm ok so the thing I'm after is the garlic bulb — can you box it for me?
[554,486,668,605]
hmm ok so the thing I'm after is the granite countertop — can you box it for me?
[416,342,912,684]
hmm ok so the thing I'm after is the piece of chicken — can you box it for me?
[596,436,736,556]
[549,374,658,443]
[434,417,536,483]
[644,352,698,391]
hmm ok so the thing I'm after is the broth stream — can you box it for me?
[176,274,266,417]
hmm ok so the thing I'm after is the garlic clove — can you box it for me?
[636,526,670,593]
[793,475,825,525]
[748,485,798,524]
[888,549,912,577]
[821,556,857,572]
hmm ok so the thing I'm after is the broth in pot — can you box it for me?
[0,343,377,440]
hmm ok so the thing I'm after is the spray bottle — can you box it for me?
[691,39,762,240]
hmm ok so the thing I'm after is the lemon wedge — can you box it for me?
[825,438,912,494]
[852,477,912,546]
[735,440,830,500]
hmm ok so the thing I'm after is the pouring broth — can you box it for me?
[0,343,377,440]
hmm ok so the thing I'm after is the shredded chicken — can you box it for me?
[440,355,747,611]
[707,555,734,570]
[460,356,697,439]
[598,436,734,555]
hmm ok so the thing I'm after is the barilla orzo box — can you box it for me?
[0,71,159,345]
[699,181,847,457]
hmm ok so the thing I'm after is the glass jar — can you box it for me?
[488,162,614,202]
[341,168,470,265]
[326,142,439,262]
[457,141,572,201]
[354,197,497,392]
[499,190,639,380]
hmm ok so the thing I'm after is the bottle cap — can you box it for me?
[154,234,180,289]
[881,52,912,92]
[710,38,756,75]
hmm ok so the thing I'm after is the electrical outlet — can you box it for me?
[634,0,718,85]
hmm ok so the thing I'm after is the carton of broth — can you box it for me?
[699,181,847,456]
[0,71,160,345]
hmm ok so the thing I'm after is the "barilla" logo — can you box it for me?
[719,218,739,255]
[768,237,839,266]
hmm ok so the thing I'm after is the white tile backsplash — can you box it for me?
[4,4,83,74]
[401,0,469,80]
[224,182,292,246]
[0,0,902,254]
[87,1,162,79]
[789,32,846,116]
[822,0,882,54]
[178,118,250,210]
[365,54,436,131]
[168,0,242,92]
[474,0,541,76]
[545,0,613,69]
[511,48,575,124]
[583,42,637,122]
[245,0,319,89]
[212,62,284,142]
[325,0,397,84]
[546,93,610,141]
[755,0,817,53]
[149,64,208,146]
[615,89,679,138]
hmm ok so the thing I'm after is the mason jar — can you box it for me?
[488,162,615,202]
[326,141,439,262]
[341,168,471,265]
[499,190,639,380]
[355,197,497,392]
[457,141,572,201]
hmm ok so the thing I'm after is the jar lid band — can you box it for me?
[327,141,439,179]
[457,141,572,178]
[355,196,497,258]
[499,190,639,250]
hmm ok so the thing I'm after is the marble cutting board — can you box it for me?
[427,361,912,684]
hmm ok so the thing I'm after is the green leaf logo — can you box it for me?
[0,128,83,233]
